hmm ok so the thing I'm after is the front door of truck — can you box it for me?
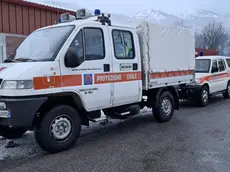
[60,25,112,111]
[108,27,142,106]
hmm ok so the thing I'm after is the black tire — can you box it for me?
[34,105,81,153]
[0,126,27,139]
[196,85,209,107]
[223,81,230,99]
[152,91,174,123]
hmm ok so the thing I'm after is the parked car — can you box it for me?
[178,55,230,106]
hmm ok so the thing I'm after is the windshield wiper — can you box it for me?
[15,57,36,62]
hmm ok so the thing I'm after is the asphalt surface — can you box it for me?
[1,96,230,172]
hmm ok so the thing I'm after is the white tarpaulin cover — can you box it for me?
[136,21,195,73]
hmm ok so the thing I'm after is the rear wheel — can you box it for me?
[34,105,81,153]
[223,81,230,98]
[152,91,174,123]
[196,85,209,107]
[0,126,27,139]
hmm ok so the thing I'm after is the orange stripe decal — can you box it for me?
[150,70,194,79]
[94,72,142,84]
[62,75,82,87]
[33,76,62,90]
[33,75,82,90]
[200,72,230,84]
[33,72,142,90]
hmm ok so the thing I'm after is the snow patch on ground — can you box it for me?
[0,108,152,161]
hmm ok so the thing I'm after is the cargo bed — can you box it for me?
[136,21,195,90]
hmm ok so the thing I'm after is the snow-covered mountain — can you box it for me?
[133,9,230,31]
[179,9,219,20]
[132,9,181,26]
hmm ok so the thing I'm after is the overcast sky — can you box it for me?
[34,0,229,16]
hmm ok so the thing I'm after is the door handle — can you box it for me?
[133,63,138,70]
[104,64,110,72]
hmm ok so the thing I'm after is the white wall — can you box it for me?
[0,34,6,62]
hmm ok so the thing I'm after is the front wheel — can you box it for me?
[152,91,174,123]
[34,105,81,153]
[0,126,27,139]
[196,85,209,107]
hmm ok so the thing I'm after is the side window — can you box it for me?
[211,60,218,73]
[226,59,230,67]
[69,29,84,63]
[218,59,225,72]
[84,28,105,60]
[112,30,135,59]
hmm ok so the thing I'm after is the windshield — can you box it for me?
[7,25,75,62]
[195,59,211,73]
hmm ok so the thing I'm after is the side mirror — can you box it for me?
[211,66,218,73]
[64,47,81,68]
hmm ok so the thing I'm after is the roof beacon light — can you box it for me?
[60,13,76,23]
[94,9,101,16]
[76,9,92,19]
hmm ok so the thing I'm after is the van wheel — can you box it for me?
[153,91,174,123]
[34,105,81,153]
[197,85,209,107]
[223,81,230,98]
[0,126,27,139]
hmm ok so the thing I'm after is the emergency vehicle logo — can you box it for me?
[84,74,93,85]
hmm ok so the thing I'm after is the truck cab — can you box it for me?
[179,56,230,106]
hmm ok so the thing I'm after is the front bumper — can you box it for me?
[0,96,47,128]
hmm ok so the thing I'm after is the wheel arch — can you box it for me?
[33,92,89,128]
[202,83,210,93]
[147,86,179,110]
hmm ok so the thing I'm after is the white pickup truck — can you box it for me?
[0,9,195,153]
[178,55,230,106]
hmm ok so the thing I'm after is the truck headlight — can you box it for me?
[1,80,33,89]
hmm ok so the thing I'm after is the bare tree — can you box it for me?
[195,32,204,48]
[196,21,228,53]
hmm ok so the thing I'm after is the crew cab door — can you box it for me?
[60,25,112,111]
[108,27,142,106]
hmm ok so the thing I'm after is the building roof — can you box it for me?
[3,0,75,14]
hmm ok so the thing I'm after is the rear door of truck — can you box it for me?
[108,27,142,106]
